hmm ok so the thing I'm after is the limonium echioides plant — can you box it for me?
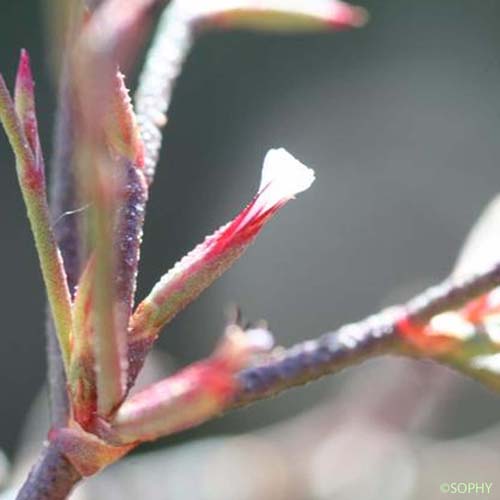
[3,1,500,499]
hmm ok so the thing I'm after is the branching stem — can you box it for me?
[234,261,500,407]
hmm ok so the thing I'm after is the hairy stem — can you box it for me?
[234,262,500,407]
[134,0,194,182]
[0,75,73,371]
[17,259,500,497]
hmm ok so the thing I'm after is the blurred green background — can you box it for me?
[1,0,500,475]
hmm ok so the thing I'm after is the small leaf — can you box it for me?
[0,69,73,370]
[127,149,314,382]
[105,70,145,167]
[77,145,128,417]
[91,161,128,417]
[69,255,97,428]
[14,49,43,171]
[454,195,500,280]
[452,195,500,325]
[191,0,368,31]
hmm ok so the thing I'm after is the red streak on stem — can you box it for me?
[396,316,458,355]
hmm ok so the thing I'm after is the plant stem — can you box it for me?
[0,75,73,371]
[45,1,90,426]
[234,261,500,406]
[15,441,81,500]
[15,260,500,497]
[46,315,71,428]
[46,72,80,427]
[50,67,82,295]
[134,0,194,182]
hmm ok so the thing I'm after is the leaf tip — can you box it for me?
[106,69,145,168]
[329,3,369,29]
[15,49,34,95]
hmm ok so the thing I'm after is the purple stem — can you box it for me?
[18,253,500,500]
[50,72,81,294]
[46,61,81,427]
[116,162,148,328]
[45,314,70,429]
[234,262,500,406]
[15,441,81,500]
[235,307,402,406]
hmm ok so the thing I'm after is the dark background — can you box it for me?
[2,0,500,458]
